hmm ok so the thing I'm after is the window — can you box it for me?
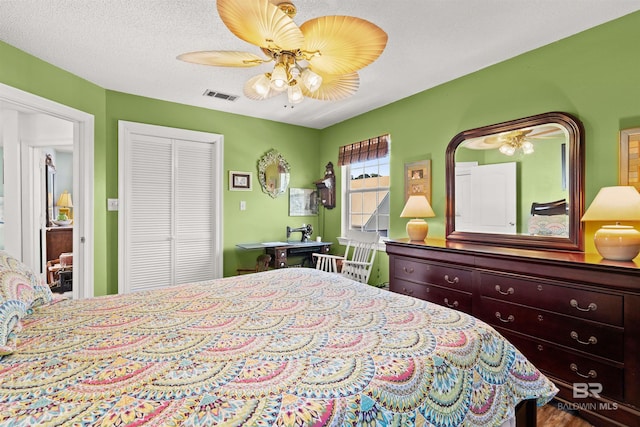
[339,135,390,238]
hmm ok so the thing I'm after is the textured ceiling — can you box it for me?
[1,0,639,129]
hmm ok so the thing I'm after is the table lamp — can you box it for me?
[581,186,640,261]
[57,190,73,220]
[400,195,436,241]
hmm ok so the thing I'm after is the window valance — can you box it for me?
[337,134,390,166]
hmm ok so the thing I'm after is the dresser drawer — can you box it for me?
[478,298,624,361]
[423,285,472,313]
[499,329,624,402]
[393,257,472,292]
[389,279,430,300]
[478,272,623,326]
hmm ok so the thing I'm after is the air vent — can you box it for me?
[203,89,239,102]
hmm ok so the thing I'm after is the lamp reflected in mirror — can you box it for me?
[581,186,640,261]
[57,190,73,221]
[400,195,435,241]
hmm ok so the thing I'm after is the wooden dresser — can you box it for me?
[386,239,640,427]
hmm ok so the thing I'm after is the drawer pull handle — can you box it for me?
[495,312,515,323]
[401,287,414,296]
[570,299,597,312]
[570,331,597,345]
[444,298,459,308]
[402,267,414,274]
[537,345,544,351]
[570,363,597,379]
[444,275,459,284]
[494,285,514,296]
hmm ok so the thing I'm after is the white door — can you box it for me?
[456,162,517,234]
[118,121,223,294]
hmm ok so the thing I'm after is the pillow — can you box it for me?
[0,299,25,356]
[0,250,54,355]
[0,250,53,308]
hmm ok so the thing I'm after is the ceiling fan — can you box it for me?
[462,125,565,156]
[177,0,388,104]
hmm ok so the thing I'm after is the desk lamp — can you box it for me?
[57,190,73,220]
[400,195,435,241]
[581,186,640,261]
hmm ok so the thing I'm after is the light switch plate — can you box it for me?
[107,198,119,211]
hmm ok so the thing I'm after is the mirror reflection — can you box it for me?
[455,123,569,237]
[445,112,584,251]
[258,149,290,198]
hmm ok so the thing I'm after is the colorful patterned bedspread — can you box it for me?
[0,268,557,426]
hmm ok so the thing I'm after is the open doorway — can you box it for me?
[0,83,94,299]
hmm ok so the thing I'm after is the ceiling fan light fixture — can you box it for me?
[499,144,516,156]
[252,73,272,97]
[301,68,322,92]
[270,63,289,91]
[287,81,304,104]
[522,140,535,154]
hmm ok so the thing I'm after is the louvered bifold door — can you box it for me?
[175,140,215,284]
[125,134,174,291]
[123,134,217,293]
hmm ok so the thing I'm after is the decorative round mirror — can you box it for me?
[445,111,585,251]
[258,149,290,198]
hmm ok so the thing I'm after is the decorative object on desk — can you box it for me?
[258,149,290,198]
[400,195,435,241]
[289,188,318,216]
[619,127,640,192]
[581,186,640,261]
[229,170,252,191]
[287,224,313,242]
[57,190,73,220]
[404,159,431,203]
[315,162,336,209]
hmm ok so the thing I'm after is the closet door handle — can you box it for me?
[494,285,514,295]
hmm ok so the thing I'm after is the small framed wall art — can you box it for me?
[619,127,640,191]
[289,188,318,216]
[404,159,432,203]
[229,170,252,191]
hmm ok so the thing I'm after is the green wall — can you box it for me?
[319,11,640,257]
[2,10,640,295]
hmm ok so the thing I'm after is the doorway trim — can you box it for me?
[0,83,95,299]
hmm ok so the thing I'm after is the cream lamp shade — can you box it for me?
[581,186,640,261]
[56,190,73,219]
[400,195,436,241]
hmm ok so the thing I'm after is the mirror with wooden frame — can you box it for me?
[445,111,585,251]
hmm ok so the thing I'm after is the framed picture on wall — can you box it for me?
[404,160,432,203]
[229,171,252,191]
[619,127,640,191]
[289,188,318,216]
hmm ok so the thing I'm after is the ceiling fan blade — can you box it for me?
[243,74,280,100]
[302,72,360,101]
[300,16,388,75]
[177,50,266,67]
[217,0,304,51]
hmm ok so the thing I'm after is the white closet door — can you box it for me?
[127,134,173,291]
[118,121,223,294]
[175,140,215,284]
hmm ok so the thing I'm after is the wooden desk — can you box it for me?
[46,226,72,262]
[237,241,332,268]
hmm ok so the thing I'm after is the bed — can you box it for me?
[0,251,557,426]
